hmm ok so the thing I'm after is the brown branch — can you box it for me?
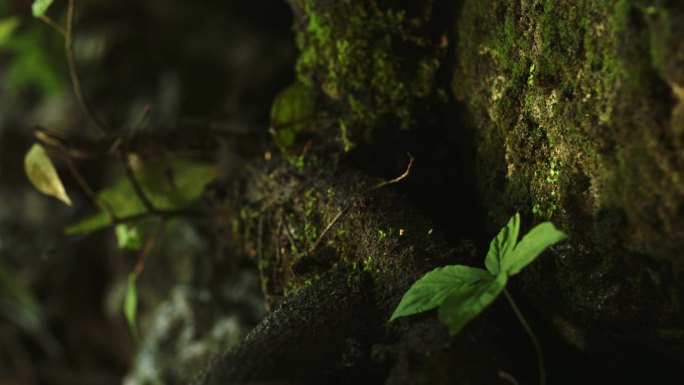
[134,219,164,275]
[366,153,415,192]
[63,1,160,215]
[36,125,159,220]
[65,0,110,137]
[130,104,153,134]
[35,126,118,220]
[118,150,158,214]
[59,151,118,221]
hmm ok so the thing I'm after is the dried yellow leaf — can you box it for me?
[24,143,72,206]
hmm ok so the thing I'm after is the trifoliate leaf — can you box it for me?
[32,0,54,18]
[24,143,72,206]
[438,273,508,336]
[484,213,520,275]
[502,222,567,276]
[390,265,491,321]
[124,273,139,340]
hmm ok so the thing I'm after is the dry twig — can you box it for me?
[307,153,415,256]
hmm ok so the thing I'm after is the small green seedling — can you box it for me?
[390,213,567,385]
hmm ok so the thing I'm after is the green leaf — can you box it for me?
[484,213,520,275]
[64,158,218,234]
[0,17,20,46]
[438,273,508,336]
[115,224,143,250]
[24,143,72,206]
[32,0,54,18]
[124,273,139,340]
[390,265,491,321]
[3,27,65,96]
[501,222,567,276]
[0,261,42,325]
[270,82,315,150]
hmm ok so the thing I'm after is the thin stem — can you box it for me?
[101,209,204,232]
[306,153,414,256]
[307,204,350,255]
[60,151,118,221]
[64,1,158,216]
[134,219,164,275]
[117,150,158,214]
[65,0,110,136]
[40,15,66,37]
[130,104,153,134]
[503,288,546,385]
[365,153,414,192]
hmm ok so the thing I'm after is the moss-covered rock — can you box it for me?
[195,1,683,381]
[287,0,453,145]
[196,161,523,385]
[455,0,683,358]
[235,157,454,309]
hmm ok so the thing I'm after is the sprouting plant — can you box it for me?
[390,213,567,385]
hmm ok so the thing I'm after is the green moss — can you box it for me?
[288,0,450,144]
[453,0,684,355]
[456,0,684,270]
[235,159,446,308]
[285,153,317,172]
[338,120,355,152]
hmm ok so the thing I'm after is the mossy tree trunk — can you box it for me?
[197,1,683,383]
[455,0,683,359]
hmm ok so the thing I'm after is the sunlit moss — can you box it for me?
[455,0,684,266]
[288,0,449,144]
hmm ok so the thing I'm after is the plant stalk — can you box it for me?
[503,288,546,385]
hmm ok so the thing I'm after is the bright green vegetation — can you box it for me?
[0,2,65,97]
[31,0,54,17]
[270,81,316,151]
[115,223,144,250]
[391,213,566,333]
[0,17,20,44]
[391,213,566,385]
[125,273,140,341]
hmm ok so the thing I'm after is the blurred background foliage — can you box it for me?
[0,1,295,384]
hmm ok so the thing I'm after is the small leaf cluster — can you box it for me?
[24,0,220,342]
[391,213,566,335]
